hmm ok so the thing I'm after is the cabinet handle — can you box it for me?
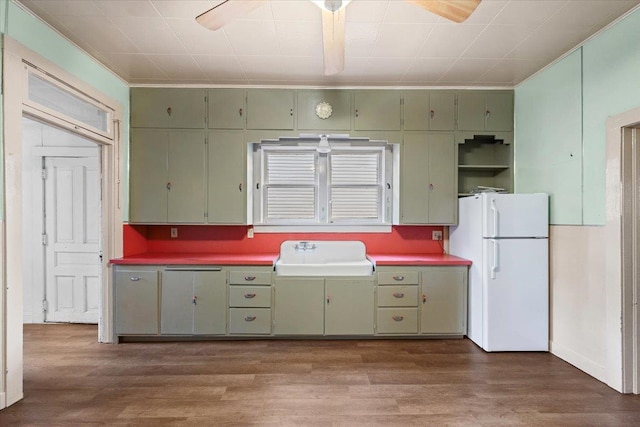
[256,183,260,190]
[244,293,256,299]
[290,109,293,116]
[167,107,172,116]
[239,183,242,192]
[485,110,491,118]
[244,315,257,322]
[244,276,256,281]
[386,182,391,190]
[129,276,141,282]
[392,316,404,322]
[429,183,434,191]
[192,296,197,305]
[393,275,404,281]
[167,182,172,190]
[355,109,359,117]
[326,296,331,304]
[422,294,427,304]
[430,109,434,119]
[239,108,243,117]
[392,292,405,298]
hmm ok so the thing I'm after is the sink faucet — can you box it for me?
[295,241,316,251]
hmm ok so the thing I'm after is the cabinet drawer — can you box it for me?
[229,308,271,334]
[229,286,271,308]
[229,271,272,285]
[377,285,418,307]
[378,271,419,285]
[377,308,418,334]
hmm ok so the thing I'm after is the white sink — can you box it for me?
[275,240,373,276]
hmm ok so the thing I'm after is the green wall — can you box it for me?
[0,0,130,221]
[515,7,640,225]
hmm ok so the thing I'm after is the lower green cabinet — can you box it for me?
[273,277,375,336]
[420,267,467,335]
[115,268,160,335]
[161,269,227,335]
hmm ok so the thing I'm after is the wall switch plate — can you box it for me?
[432,230,442,241]
[170,227,178,238]
[247,228,254,239]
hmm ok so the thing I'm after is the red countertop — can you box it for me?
[109,253,279,266]
[368,254,471,266]
[110,252,471,267]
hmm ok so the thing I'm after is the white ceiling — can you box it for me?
[15,0,640,87]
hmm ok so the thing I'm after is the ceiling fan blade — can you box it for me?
[406,0,482,23]
[321,8,346,76]
[196,0,268,31]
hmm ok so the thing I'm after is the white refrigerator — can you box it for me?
[449,193,549,352]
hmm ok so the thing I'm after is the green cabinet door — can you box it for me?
[246,89,294,130]
[131,88,205,129]
[207,131,245,224]
[427,134,456,224]
[115,269,159,335]
[354,91,401,131]
[420,267,467,335]
[297,90,352,130]
[325,279,374,335]
[209,89,245,129]
[429,92,456,131]
[485,92,514,131]
[403,92,429,131]
[401,133,456,224]
[273,278,325,335]
[167,131,206,223]
[161,271,194,334]
[457,92,486,131]
[401,133,429,224]
[129,129,168,223]
[193,271,227,335]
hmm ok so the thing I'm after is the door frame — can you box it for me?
[605,104,640,393]
[1,36,124,408]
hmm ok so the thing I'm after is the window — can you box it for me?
[250,135,397,230]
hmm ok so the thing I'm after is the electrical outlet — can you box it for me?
[170,227,178,238]
[247,228,254,239]
[432,230,443,241]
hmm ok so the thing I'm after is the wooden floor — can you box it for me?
[1,325,640,426]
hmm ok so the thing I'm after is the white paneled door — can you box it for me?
[44,157,101,323]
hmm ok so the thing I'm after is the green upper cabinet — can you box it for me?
[246,89,294,130]
[131,88,206,129]
[129,129,206,224]
[208,89,245,129]
[207,130,246,224]
[403,92,455,131]
[354,91,402,131]
[401,133,457,225]
[457,91,513,131]
[297,90,352,131]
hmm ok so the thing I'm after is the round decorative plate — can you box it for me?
[315,101,333,119]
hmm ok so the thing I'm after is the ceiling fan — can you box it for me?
[196,0,482,75]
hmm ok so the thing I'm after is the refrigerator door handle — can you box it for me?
[491,240,498,279]
[491,198,498,237]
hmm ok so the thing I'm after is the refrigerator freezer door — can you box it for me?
[481,193,549,238]
[482,238,549,351]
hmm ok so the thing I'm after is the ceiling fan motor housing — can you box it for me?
[324,0,344,12]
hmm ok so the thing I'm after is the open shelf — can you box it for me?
[457,135,513,195]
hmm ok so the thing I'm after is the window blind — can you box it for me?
[329,151,382,221]
[264,151,317,221]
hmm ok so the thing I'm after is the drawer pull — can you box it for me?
[192,296,197,305]
[244,293,256,299]
[422,294,427,304]
[392,316,404,322]
[392,292,405,298]
[244,276,256,281]
[393,275,404,281]
[244,315,257,322]
[129,277,141,282]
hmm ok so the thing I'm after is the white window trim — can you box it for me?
[248,135,399,232]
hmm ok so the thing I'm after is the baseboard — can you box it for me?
[550,340,607,383]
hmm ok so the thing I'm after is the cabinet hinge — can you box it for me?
[42,233,48,246]
[41,167,47,180]
[42,299,48,312]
